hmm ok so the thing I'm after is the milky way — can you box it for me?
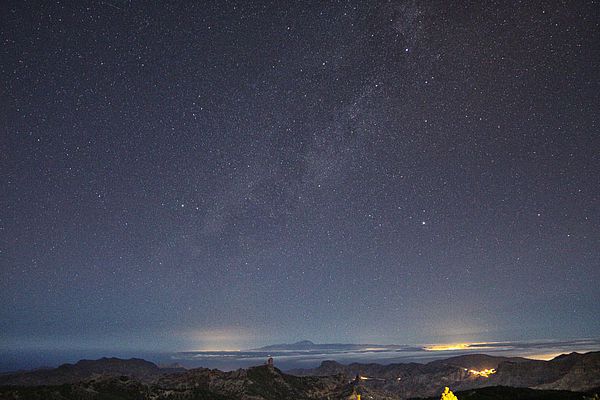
[1,1,599,354]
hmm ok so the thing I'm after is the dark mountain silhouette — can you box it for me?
[255,340,320,350]
[487,351,600,392]
[0,357,178,386]
[0,364,389,400]
[290,352,600,398]
[411,385,599,400]
[427,354,530,370]
[0,352,598,399]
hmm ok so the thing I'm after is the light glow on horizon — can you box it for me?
[424,343,471,351]
[190,348,242,352]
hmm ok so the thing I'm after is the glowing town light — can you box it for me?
[468,368,496,378]
[440,387,458,400]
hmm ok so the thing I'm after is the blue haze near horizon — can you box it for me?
[2,338,599,373]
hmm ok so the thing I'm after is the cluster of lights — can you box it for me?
[468,368,496,378]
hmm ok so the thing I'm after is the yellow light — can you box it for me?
[440,387,458,400]
[425,343,471,351]
[468,368,496,378]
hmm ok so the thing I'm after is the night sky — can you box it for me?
[1,1,599,354]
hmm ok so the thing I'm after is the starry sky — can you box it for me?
[1,1,599,354]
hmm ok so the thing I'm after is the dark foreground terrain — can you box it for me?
[0,352,599,399]
[412,386,600,400]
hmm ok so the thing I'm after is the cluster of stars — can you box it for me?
[1,0,598,355]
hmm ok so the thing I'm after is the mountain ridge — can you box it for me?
[289,351,600,398]
[0,351,599,399]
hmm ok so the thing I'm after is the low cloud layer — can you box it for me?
[172,337,600,371]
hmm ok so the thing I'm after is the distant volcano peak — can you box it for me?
[293,340,315,346]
